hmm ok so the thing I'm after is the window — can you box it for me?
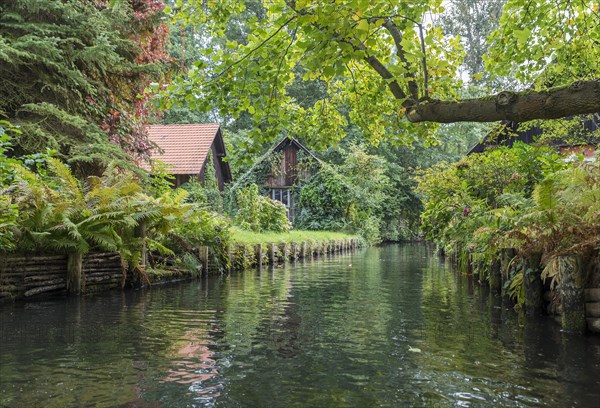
[270,189,290,208]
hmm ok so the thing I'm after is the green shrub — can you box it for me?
[234,184,290,233]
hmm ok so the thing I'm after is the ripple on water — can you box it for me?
[2,245,600,407]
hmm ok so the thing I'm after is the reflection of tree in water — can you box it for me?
[263,290,303,358]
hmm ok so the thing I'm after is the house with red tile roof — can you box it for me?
[141,124,232,190]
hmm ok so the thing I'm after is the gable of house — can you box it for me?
[141,124,232,189]
[264,137,320,188]
[233,137,321,221]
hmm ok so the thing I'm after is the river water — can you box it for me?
[1,244,600,407]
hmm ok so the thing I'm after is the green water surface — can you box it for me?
[1,244,599,407]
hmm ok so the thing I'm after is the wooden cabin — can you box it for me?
[236,137,320,221]
[141,124,232,190]
[265,138,320,220]
[468,114,599,159]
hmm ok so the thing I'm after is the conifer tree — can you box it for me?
[0,0,171,174]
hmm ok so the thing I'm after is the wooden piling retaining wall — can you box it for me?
[585,260,600,333]
[0,238,361,301]
[0,252,125,301]
[211,238,360,274]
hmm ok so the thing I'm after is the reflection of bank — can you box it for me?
[162,321,223,401]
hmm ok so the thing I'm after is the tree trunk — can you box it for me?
[524,253,544,316]
[559,255,587,333]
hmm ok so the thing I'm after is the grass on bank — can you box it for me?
[231,228,361,247]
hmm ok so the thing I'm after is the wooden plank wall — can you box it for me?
[0,252,124,301]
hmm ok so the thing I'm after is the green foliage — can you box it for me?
[296,146,388,244]
[418,138,600,293]
[486,0,600,87]
[234,184,291,233]
[164,0,600,144]
[0,124,20,250]
[163,0,458,145]
[2,154,230,275]
[508,270,525,307]
[0,0,170,173]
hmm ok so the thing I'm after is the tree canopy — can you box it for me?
[163,0,600,145]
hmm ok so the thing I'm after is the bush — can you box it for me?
[234,184,290,233]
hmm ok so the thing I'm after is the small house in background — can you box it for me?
[468,114,599,159]
[142,124,232,190]
[235,137,321,221]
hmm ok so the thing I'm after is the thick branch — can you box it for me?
[353,42,407,102]
[381,19,419,102]
[405,81,600,123]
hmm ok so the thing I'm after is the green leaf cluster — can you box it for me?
[418,141,600,305]
[0,0,170,173]
[234,183,291,233]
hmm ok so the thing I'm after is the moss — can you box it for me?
[561,311,587,334]
[146,268,191,283]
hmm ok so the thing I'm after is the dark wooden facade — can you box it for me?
[264,138,316,189]
[264,138,319,220]
[238,137,319,221]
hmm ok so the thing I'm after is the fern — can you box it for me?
[508,271,525,308]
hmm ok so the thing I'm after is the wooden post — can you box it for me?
[290,242,297,260]
[301,242,307,259]
[67,252,83,294]
[255,244,263,269]
[134,219,147,270]
[280,243,288,262]
[559,255,588,333]
[500,248,516,299]
[268,243,276,264]
[227,245,233,271]
[242,244,248,266]
[489,258,501,294]
[524,253,544,316]
[199,246,209,275]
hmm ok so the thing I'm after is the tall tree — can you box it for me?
[163,0,600,146]
[0,0,170,174]
[439,0,506,84]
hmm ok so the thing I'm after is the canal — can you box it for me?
[1,244,600,407]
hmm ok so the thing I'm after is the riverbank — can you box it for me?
[0,232,362,301]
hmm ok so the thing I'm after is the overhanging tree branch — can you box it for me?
[381,19,419,102]
[405,80,600,123]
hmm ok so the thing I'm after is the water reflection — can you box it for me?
[1,244,600,407]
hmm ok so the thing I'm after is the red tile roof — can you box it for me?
[141,124,221,174]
